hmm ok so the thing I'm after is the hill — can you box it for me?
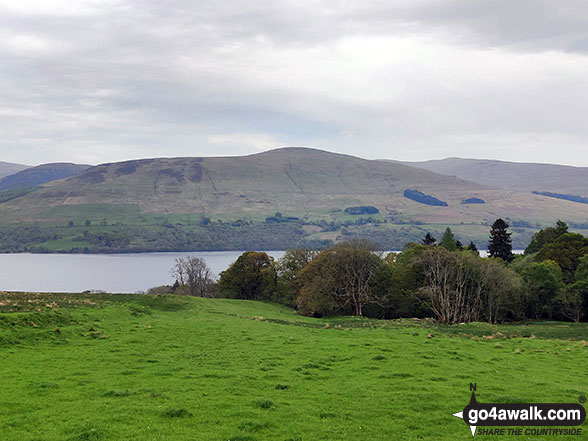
[0,292,585,441]
[0,162,90,191]
[2,148,588,252]
[0,161,29,179]
[8,148,482,214]
[401,157,588,194]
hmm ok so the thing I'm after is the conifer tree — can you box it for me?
[467,241,479,255]
[488,218,513,262]
[422,232,436,246]
[555,220,569,236]
[440,227,458,251]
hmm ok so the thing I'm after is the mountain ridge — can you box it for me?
[12,147,485,216]
[1,147,588,252]
[0,161,30,180]
[400,157,588,194]
[0,162,91,191]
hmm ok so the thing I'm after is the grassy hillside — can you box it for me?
[0,161,29,180]
[402,157,588,194]
[1,148,483,216]
[0,162,90,191]
[0,292,586,440]
[2,148,588,251]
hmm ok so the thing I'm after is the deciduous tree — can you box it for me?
[521,260,564,319]
[535,233,588,283]
[297,240,382,316]
[217,251,276,300]
[171,256,214,297]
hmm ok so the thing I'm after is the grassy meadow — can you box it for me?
[0,292,586,440]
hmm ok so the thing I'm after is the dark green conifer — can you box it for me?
[488,218,513,262]
[422,232,436,246]
[440,227,457,251]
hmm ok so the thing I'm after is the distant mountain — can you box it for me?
[0,161,29,179]
[6,148,484,215]
[401,158,588,194]
[0,163,91,191]
[1,148,588,253]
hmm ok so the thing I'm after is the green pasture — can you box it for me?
[0,293,586,440]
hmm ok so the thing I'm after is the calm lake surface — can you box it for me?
[0,249,520,293]
[0,251,286,293]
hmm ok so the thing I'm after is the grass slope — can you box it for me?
[1,148,483,218]
[3,148,588,251]
[0,292,586,440]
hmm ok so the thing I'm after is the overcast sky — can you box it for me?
[2,1,588,166]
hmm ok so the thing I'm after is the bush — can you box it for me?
[147,285,172,295]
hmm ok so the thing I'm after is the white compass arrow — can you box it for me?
[452,391,478,437]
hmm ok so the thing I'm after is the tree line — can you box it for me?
[158,219,588,324]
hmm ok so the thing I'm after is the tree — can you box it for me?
[367,243,431,319]
[535,233,588,284]
[277,248,317,281]
[521,260,564,319]
[217,251,276,300]
[575,254,588,281]
[488,218,513,262]
[171,256,214,297]
[555,284,585,323]
[440,227,458,251]
[555,220,569,236]
[417,247,521,324]
[369,253,423,319]
[297,240,383,316]
[551,255,588,322]
[417,247,470,324]
[467,241,479,255]
[479,257,523,323]
[422,233,436,246]
[275,248,318,306]
[525,220,569,254]
[296,251,339,316]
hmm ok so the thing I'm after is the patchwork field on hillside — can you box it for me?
[0,293,586,440]
[3,149,588,252]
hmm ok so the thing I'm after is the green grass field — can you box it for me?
[0,292,586,440]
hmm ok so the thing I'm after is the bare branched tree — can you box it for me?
[334,240,382,316]
[171,257,214,297]
[297,239,382,316]
[418,247,520,324]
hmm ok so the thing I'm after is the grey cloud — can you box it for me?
[1,1,588,165]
